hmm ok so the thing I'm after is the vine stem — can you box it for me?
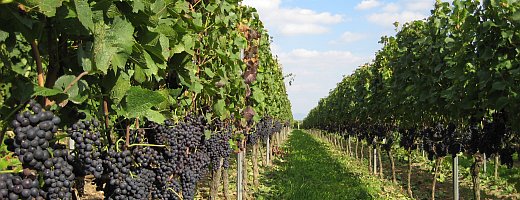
[127,144,166,148]
[47,71,90,107]
[31,40,44,87]
[135,118,139,129]
[103,97,112,145]
[116,138,124,152]
[63,71,89,93]
[30,40,49,106]
[0,169,23,174]
[167,188,183,200]
[125,124,130,149]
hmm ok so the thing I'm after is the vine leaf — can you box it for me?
[74,0,94,31]
[213,99,228,120]
[124,87,166,120]
[92,18,134,74]
[23,0,64,17]
[32,86,64,97]
[110,73,131,104]
[53,75,89,104]
[145,109,166,123]
[77,42,93,71]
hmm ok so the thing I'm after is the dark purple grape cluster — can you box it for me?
[103,149,131,198]
[205,126,232,170]
[0,173,45,200]
[399,128,418,151]
[256,117,275,142]
[42,147,75,199]
[10,100,59,171]
[180,170,198,200]
[68,119,104,178]
[5,100,77,199]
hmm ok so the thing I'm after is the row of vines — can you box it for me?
[303,0,520,200]
[0,0,292,199]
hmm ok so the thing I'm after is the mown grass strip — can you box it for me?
[257,130,396,200]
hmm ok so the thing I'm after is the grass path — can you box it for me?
[256,130,408,200]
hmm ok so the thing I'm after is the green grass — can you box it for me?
[256,130,402,200]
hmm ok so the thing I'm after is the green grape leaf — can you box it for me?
[190,81,203,94]
[92,18,134,74]
[204,68,215,78]
[92,22,112,74]
[110,73,131,104]
[132,0,145,13]
[213,99,228,120]
[32,86,64,97]
[53,75,90,104]
[159,34,170,60]
[145,109,166,123]
[77,42,93,72]
[512,11,520,23]
[124,87,166,118]
[133,65,146,83]
[204,130,212,140]
[492,81,506,91]
[74,0,94,31]
[37,0,65,17]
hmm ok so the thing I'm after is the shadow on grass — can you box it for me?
[256,130,376,200]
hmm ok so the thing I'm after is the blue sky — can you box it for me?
[242,0,448,120]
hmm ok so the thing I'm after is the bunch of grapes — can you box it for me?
[399,128,415,150]
[42,147,75,199]
[180,170,199,200]
[0,173,45,200]
[10,100,60,171]
[68,119,104,178]
[103,148,154,199]
[256,117,274,142]
[205,126,232,170]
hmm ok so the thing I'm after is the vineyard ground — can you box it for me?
[316,132,520,200]
[385,148,519,200]
[255,130,409,200]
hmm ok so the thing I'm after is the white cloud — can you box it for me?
[363,0,436,27]
[279,48,368,119]
[280,49,365,70]
[404,0,435,11]
[367,11,427,27]
[356,0,383,10]
[382,3,400,13]
[330,31,367,44]
[242,0,344,36]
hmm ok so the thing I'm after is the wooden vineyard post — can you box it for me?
[373,146,377,175]
[347,135,351,156]
[483,153,487,174]
[237,150,243,200]
[355,138,359,159]
[340,137,344,151]
[388,149,397,183]
[223,167,230,200]
[377,145,383,176]
[494,154,499,179]
[242,143,248,200]
[210,158,224,200]
[471,153,484,200]
[432,157,444,200]
[253,143,259,188]
[453,154,460,199]
[266,136,270,166]
[407,149,413,198]
[360,141,364,161]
